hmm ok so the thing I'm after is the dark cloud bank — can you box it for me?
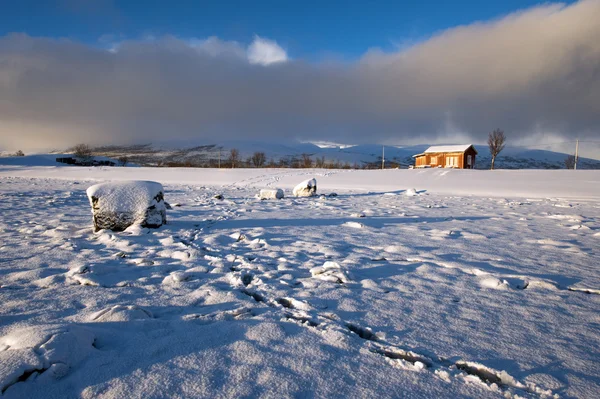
[0,1,599,151]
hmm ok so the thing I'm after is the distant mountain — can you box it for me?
[2,141,599,169]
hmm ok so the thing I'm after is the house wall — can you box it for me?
[415,149,477,168]
[415,155,429,167]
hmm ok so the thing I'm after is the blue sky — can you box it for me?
[0,0,577,59]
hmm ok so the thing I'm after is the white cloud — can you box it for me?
[188,36,246,59]
[247,35,288,65]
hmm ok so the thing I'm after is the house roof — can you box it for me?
[413,144,477,157]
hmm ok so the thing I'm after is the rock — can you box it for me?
[86,181,167,232]
[213,194,224,200]
[259,188,284,200]
[292,178,317,197]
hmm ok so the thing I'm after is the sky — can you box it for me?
[0,0,599,157]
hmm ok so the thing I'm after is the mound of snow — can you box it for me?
[0,325,96,393]
[90,305,153,322]
[344,221,364,229]
[405,188,418,196]
[479,277,509,290]
[310,261,349,284]
[86,181,167,232]
[259,188,284,199]
[293,178,317,197]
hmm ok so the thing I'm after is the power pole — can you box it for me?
[382,146,385,170]
[574,139,579,170]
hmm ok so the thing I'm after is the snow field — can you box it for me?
[0,169,599,398]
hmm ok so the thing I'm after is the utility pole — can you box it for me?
[574,139,579,170]
[218,149,221,169]
[382,146,385,170]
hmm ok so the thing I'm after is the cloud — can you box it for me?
[0,1,599,153]
[247,35,288,65]
[188,36,246,59]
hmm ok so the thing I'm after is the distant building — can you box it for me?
[413,145,477,169]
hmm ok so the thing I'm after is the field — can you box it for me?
[1,167,599,398]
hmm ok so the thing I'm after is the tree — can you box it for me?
[565,155,575,169]
[72,143,93,161]
[300,153,313,168]
[251,151,266,167]
[13,150,25,156]
[118,156,129,166]
[487,129,506,170]
[315,156,326,168]
[229,148,240,168]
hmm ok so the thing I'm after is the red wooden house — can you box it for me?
[413,145,477,169]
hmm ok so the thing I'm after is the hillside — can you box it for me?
[2,142,599,169]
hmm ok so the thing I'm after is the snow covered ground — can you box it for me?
[1,167,599,398]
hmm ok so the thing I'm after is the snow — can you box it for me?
[1,166,600,398]
[86,181,164,215]
[259,188,284,199]
[292,178,317,197]
[423,144,475,154]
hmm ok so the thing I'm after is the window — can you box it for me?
[467,155,472,166]
[431,156,438,164]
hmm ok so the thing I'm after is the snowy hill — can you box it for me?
[2,142,599,169]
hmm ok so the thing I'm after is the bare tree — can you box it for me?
[487,129,506,170]
[315,156,326,168]
[118,156,129,166]
[13,150,25,156]
[251,151,266,167]
[72,143,93,161]
[229,148,240,168]
[300,153,313,168]
[564,155,576,169]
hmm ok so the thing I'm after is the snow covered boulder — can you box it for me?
[259,188,284,200]
[86,181,167,232]
[293,178,317,197]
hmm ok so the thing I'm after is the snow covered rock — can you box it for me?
[293,178,317,197]
[310,261,349,284]
[405,188,418,196]
[259,188,284,200]
[86,181,167,232]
